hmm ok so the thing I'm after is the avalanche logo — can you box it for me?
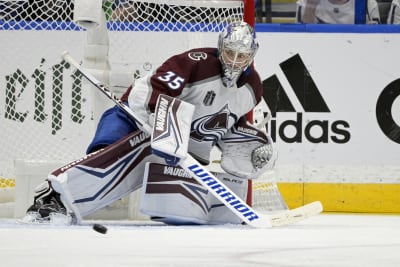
[190,104,237,142]
[262,54,351,144]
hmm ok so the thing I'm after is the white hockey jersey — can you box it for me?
[124,47,263,165]
[387,0,400,24]
[296,0,381,24]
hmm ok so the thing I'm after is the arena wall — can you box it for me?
[254,25,400,212]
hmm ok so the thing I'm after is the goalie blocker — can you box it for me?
[151,94,194,166]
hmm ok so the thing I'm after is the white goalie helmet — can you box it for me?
[218,21,259,88]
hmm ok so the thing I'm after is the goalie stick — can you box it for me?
[62,51,323,228]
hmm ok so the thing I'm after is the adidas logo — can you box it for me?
[261,54,351,144]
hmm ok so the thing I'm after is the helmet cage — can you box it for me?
[218,22,259,87]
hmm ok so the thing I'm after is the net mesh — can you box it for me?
[252,176,288,212]
[0,1,243,30]
[0,0,245,169]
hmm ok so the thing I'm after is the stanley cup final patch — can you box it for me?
[203,91,216,106]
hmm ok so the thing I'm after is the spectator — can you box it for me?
[387,0,400,23]
[110,0,176,22]
[255,0,263,22]
[296,0,381,24]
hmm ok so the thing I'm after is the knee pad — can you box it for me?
[86,105,138,154]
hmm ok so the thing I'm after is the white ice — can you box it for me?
[1,213,399,267]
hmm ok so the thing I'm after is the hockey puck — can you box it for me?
[92,223,108,234]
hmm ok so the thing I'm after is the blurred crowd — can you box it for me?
[256,0,400,24]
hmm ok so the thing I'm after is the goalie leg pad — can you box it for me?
[50,130,154,221]
[140,163,248,225]
[87,104,139,153]
[207,172,249,225]
[140,162,209,225]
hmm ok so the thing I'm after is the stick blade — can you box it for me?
[246,214,272,228]
[269,201,323,227]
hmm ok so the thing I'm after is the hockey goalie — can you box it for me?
[22,22,277,225]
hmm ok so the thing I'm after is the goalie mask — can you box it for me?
[218,21,259,88]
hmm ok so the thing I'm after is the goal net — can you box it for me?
[0,0,287,220]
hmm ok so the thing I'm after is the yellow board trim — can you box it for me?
[0,177,15,189]
[2,177,399,213]
[277,182,400,213]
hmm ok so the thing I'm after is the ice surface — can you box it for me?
[1,213,399,267]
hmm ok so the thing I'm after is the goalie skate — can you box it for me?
[19,185,76,225]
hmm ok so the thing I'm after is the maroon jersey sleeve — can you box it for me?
[146,48,221,112]
[237,64,263,106]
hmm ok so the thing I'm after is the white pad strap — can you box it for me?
[151,94,195,165]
